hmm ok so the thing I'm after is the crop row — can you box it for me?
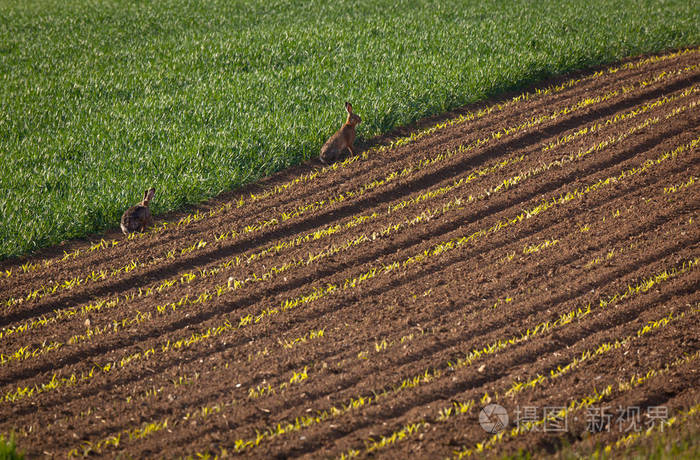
[343,319,693,460]
[205,258,699,458]
[367,186,696,361]
[440,259,697,399]
[498,208,694,309]
[3,129,694,399]
[5,170,696,456]
[452,350,700,458]
[664,175,697,194]
[0,211,370,341]
[61,184,692,445]
[4,323,326,443]
[63,360,308,457]
[541,85,698,153]
[337,304,699,459]
[70,269,695,458]
[181,259,698,457]
[0,197,467,364]
[585,239,642,269]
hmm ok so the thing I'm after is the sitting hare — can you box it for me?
[320,102,361,164]
[120,188,155,234]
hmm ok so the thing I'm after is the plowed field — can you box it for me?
[1,48,699,459]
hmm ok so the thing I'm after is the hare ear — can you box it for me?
[345,102,353,113]
[144,188,155,202]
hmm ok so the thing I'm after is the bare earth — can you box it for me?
[1,48,699,459]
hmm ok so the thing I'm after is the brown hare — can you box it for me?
[319,102,361,164]
[120,188,155,234]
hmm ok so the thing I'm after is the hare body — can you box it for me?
[320,102,361,164]
[121,188,155,234]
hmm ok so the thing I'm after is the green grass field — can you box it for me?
[0,0,697,259]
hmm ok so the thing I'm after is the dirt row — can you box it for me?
[1,48,699,458]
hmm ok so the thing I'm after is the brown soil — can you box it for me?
[1,48,699,459]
